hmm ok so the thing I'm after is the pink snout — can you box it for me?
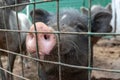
[26,22,56,56]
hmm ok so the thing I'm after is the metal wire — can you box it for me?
[0,29,120,36]
[0,54,6,80]
[88,0,92,80]
[0,0,120,80]
[2,0,11,80]
[32,0,47,80]
[32,1,41,80]
[56,0,62,80]
[14,0,25,79]
[0,66,30,80]
[1,48,120,74]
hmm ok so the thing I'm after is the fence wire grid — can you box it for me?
[0,0,120,80]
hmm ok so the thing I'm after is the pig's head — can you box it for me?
[81,4,112,44]
[4,0,29,11]
[30,9,51,23]
[27,8,112,65]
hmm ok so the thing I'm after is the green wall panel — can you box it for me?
[22,0,111,13]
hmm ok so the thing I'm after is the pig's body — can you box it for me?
[9,11,31,47]
[0,11,31,55]
[0,0,31,80]
[27,8,112,80]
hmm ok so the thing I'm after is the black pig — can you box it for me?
[0,0,31,80]
[26,8,112,80]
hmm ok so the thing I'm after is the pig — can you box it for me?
[85,3,120,42]
[80,4,120,43]
[80,4,112,42]
[0,0,31,80]
[26,8,112,80]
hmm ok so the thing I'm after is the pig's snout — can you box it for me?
[26,22,56,56]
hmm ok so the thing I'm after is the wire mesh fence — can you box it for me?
[0,0,120,80]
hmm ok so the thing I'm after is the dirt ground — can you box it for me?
[92,38,120,80]
[1,38,120,80]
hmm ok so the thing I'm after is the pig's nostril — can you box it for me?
[44,34,50,40]
[29,33,34,39]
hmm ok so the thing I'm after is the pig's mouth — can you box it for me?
[29,51,46,60]
[29,52,45,60]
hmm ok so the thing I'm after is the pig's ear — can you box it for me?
[80,7,88,15]
[105,3,112,12]
[91,12,112,33]
[5,0,29,11]
[30,9,51,23]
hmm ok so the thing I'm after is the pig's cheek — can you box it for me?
[26,35,36,54]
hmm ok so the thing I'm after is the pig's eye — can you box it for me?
[76,23,87,32]
[44,34,50,40]
[30,33,34,38]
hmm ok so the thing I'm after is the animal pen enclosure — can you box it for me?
[1,0,120,80]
